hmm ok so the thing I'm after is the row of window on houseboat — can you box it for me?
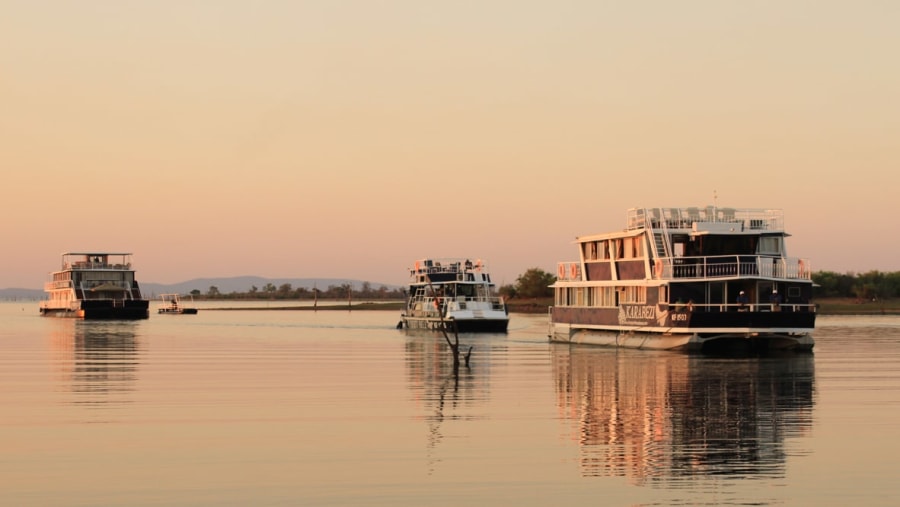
[556,286,650,307]
[582,237,645,261]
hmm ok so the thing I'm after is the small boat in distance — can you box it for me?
[39,252,150,319]
[157,293,198,315]
[549,206,816,353]
[401,258,509,333]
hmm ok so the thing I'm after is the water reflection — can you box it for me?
[552,345,815,484]
[405,334,489,474]
[50,320,141,408]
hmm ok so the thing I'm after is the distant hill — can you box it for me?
[0,288,44,300]
[1,277,400,300]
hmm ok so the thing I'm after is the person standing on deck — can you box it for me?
[770,289,782,312]
[737,291,749,311]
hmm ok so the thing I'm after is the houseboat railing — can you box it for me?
[557,255,812,281]
[660,255,811,280]
[408,295,506,313]
[409,258,487,278]
[45,280,74,290]
[664,302,817,313]
[76,281,137,299]
[627,207,784,232]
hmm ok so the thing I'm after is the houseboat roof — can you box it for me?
[61,252,133,256]
[55,252,135,271]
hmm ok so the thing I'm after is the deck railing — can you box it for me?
[660,255,811,280]
[627,207,784,232]
[407,295,506,315]
[556,255,812,282]
[665,302,817,313]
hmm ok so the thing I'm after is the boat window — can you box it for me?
[590,287,616,307]
[556,288,567,306]
[620,286,647,304]
[759,236,782,255]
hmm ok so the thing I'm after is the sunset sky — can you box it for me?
[2,1,898,290]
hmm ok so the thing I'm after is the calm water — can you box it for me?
[2,301,899,506]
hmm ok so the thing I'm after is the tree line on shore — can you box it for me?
[811,270,900,301]
[193,282,404,300]
[189,269,900,302]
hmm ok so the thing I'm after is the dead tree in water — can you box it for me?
[426,275,472,369]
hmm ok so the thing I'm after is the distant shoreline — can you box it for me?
[6,297,897,316]
[201,297,900,315]
[204,302,405,311]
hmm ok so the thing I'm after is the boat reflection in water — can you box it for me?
[404,334,494,474]
[551,344,815,483]
[50,319,141,409]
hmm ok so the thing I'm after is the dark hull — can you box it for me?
[551,306,816,330]
[402,317,509,333]
[159,308,198,315]
[449,319,509,333]
[40,299,150,320]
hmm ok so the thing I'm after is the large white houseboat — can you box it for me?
[39,252,150,319]
[549,207,816,353]
[401,258,509,333]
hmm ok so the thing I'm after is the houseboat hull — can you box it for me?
[550,305,815,353]
[39,299,150,320]
[551,326,813,353]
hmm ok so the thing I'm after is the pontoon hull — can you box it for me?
[158,308,198,315]
[40,300,150,320]
[550,325,814,354]
[402,316,509,333]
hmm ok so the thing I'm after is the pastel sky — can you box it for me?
[2,1,898,290]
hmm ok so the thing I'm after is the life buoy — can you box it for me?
[654,259,663,278]
[415,261,420,272]
[570,263,578,280]
[798,259,806,278]
[557,264,566,279]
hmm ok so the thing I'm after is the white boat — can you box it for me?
[39,252,150,319]
[157,293,198,315]
[549,207,816,353]
[401,258,509,333]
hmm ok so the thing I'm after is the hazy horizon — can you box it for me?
[3,1,898,289]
